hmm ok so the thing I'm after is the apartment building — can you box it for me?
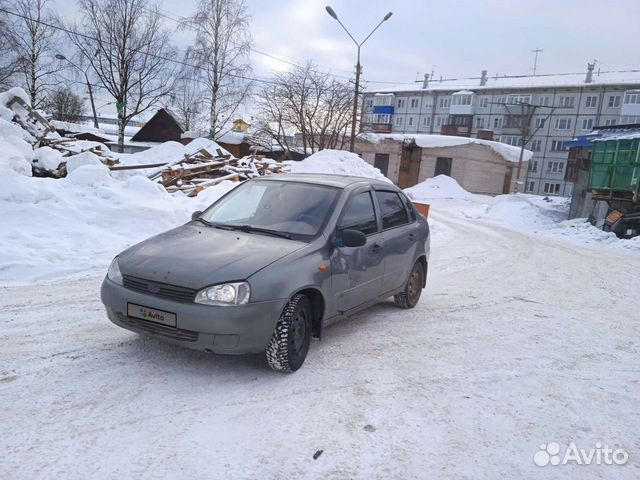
[361,64,640,196]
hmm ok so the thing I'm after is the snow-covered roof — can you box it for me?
[359,133,533,163]
[365,70,640,95]
[591,131,640,142]
[452,90,474,95]
[216,130,247,145]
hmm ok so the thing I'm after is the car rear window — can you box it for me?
[375,191,409,230]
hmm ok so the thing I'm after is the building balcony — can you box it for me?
[371,123,392,133]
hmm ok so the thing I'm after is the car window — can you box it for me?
[375,191,409,230]
[201,181,339,238]
[338,191,378,235]
[399,192,417,222]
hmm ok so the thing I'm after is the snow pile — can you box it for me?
[482,194,569,228]
[0,87,35,142]
[33,146,64,171]
[404,175,473,200]
[0,168,237,285]
[0,135,34,176]
[287,149,391,182]
[360,132,533,163]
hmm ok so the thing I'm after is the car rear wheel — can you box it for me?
[266,294,312,372]
[394,261,424,309]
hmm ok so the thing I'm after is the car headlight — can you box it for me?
[195,282,251,306]
[107,257,123,285]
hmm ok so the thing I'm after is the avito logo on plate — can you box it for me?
[534,442,628,467]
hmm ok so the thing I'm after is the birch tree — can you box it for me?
[9,0,62,107]
[182,0,252,139]
[73,0,177,151]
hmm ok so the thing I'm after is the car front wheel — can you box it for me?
[394,261,425,309]
[266,294,312,372]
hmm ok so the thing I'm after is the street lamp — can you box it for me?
[325,6,393,152]
[55,53,100,129]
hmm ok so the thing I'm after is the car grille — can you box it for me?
[116,313,199,342]
[122,275,198,303]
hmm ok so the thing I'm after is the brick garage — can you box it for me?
[355,133,531,195]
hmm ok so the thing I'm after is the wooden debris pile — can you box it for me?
[148,148,288,197]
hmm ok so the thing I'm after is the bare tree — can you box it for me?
[182,0,252,139]
[256,63,353,156]
[169,58,207,133]
[44,86,85,122]
[72,0,177,151]
[8,0,63,107]
[0,1,21,89]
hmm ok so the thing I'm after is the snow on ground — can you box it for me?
[405,174,474,200]
[0,166,236,285]
[1,191,639,479]
[287,149,392,182]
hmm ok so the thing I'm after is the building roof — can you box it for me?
[131,108,184,143]
[565,125,640,147]
[365,70,640,95]
[358,132,533,163]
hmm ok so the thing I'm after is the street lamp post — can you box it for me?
[55,54,100,129]
[325,6,392,153]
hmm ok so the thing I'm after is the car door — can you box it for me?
[374,190,420,295]
[330,190,385,313]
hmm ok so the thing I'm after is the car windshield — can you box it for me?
[200,180,339,239]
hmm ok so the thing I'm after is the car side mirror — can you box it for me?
[191,211,203,221]
[337,229,367,248]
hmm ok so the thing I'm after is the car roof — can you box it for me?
[255,173,397,190]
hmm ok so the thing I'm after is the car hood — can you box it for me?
[118,223,306,289]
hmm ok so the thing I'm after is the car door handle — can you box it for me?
[370,243,383,254]
[408,233,417,242]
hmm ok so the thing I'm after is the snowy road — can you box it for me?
[1,200,639,479]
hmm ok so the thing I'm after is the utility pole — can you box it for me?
[55,54,99,129]
[325,6,393,153]
[531,48,543,76]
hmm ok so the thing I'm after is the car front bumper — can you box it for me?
[100,278,287,354]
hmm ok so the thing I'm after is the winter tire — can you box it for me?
[394,261,424,309]
[266,294,312,372]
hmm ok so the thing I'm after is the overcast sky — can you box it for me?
[51,0,640,112]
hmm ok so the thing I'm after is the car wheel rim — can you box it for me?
[290,310,307,356]
[408,268,421,303]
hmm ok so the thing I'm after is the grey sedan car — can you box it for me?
[101,173,430,372]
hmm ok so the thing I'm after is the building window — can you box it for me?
[550,140,567,152]
[493,117,503,129]
[538,95,552,107]
[396,98,406,108]
[478,97,489,108]
[501,135,523,147]
[543,182,561,195]
[604,118,618,126]
[530,140,542,152]
[475,117,486,128]
[436,116,448,127]
[585,95,598,108]
[408,116,414,126]
[528,160,539,172]
[439,97,450,108]
[395,116,404,126]
[423,116,431,126]
[623,92,640,104]
[506,94,531,104]
[373,114,391,124]
[410,98,419,109]
[534,117,546,129]
[608,95,621,108]
[526,181,536,192]
[554,118,572,130]
[453,95,472,106]
[582,118,594,131]
[364,99,373,110]
[547,161,564,174]
[495,97,506,108]
[558,96,575,108]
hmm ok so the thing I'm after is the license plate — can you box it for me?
[127,303,177,328]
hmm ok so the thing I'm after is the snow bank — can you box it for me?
[360,133,533,163]
[404,175,473,200]
[0,170,238,285]
[0,135,34,176]
[33,146,64,171]
[287,149,392,182]
[66,151,104,173]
